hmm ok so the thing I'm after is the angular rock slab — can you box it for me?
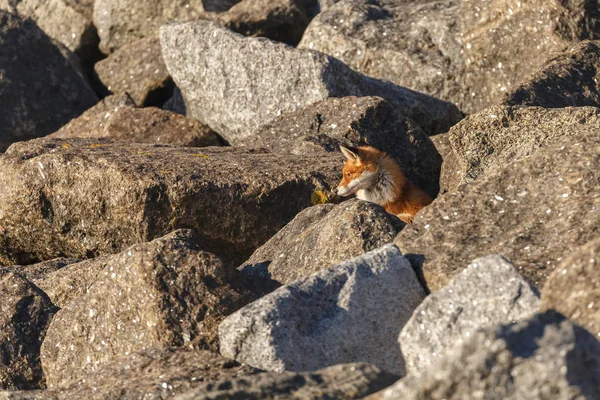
[175,362,398,400]
[159,20,462,143]
[240,199,404,285]
[40,230,273,388]
[541,237,600,338]
[0,12,97,153]
[378,312,600,400]
[240,96,442,198]
[0,258,77,284]
[0,272,58,390]
[0,138,339,266]
[395,131,600,291]
[399,255,539,375]
[503,40,600,109]
[220,244,426,375]
[448,105,600,187]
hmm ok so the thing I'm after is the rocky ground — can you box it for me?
[0,0,599,398]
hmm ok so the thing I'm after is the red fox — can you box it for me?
[336,145,433,224]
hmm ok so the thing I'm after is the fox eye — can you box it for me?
[346,172,351,177]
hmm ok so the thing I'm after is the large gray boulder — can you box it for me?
[541,237,600,338]
[378,312,600,400]
[0,12,97,153]
[0,138,340,266]
[159,20,462,143]
[40,230,275,388]
[395,131,600,292]
[399,255,539,375]
[240,200,404,285]
[238,96,442,198]
[446,106,600,188]
[220,245,427,375]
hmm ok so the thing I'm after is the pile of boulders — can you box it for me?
[0,0,599,398]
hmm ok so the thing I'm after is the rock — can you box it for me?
[92,0,226,54]
[175,362,398,400]
[0,138,340,266]
[94,37,173,107]
[0,258,78,284]
[377,311,600,400]
[240,199,404,285]
[0,272,58,390]
[159,20,462,144]
[399,255,540,375]
[503,40,600,109]
[40,230,275,387]
[0,12,98,153]
[447,106,600,187]
[51,106,223,147]
[239,96,442,198]
[220,244,426,375]
[395,131,600,291]
[299,0,464,111]
[163,87,188,116]
[0,0,97,61]
[540,237,600,337]
[429,133,460,195]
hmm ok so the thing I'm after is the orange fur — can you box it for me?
[337,145,432,224]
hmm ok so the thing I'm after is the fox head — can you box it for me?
[336,145,380,197]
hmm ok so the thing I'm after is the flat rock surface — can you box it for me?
[0,138,340,266]
[220,245,426,375]
[395,132,600,291]
[0,258,77,284]
[240,200,404,285]
[159,20,462,143]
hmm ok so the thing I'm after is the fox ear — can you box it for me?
[340,145,360,161]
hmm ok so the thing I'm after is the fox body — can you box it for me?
[336,145,432,224]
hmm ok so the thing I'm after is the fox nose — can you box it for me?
[337,186,349,197]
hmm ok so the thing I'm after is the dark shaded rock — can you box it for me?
[503,40,600,109]
[0,258,78,284]
[399,255,539,375]
[40,230,275,388]
[0,138,340,266]
[163,87,188,116]
[429,133,460,195]
[240,199,404,285]
[0,12,97,153]
[51,106,222,147]
[0,272,58,390]
[447,106,600,187]
[541,237,600,338]
[175,362,398,400]
[395,132,600,291]
[0,0,98,61]
[240,96,441,198]
[94,37,173,107]
[377,311,600,400]
[220,245,426,375]
[159,20,462,143]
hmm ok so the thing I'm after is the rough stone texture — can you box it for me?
[448,106,600,187]
[240,199,404,285]
[0,138,340,266]
[395,132,600,292]
[541,237,600,338]
[377,312,600,400]
[220,244,426,375]
[40,230,275,388]
[175,363,398,400]
[239,96,442,198]
[94,37,173,107]
[429,133,460,195]
[299,0,465,111]
[92,0,238,54]
[0,0,97,61]
[399,255,540,375]
[0,258,78,284]
[0,272,58,390]
[50,106,222,147]
[503,40,600,109]
[0,12,98,153]
[159,20,463,144]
